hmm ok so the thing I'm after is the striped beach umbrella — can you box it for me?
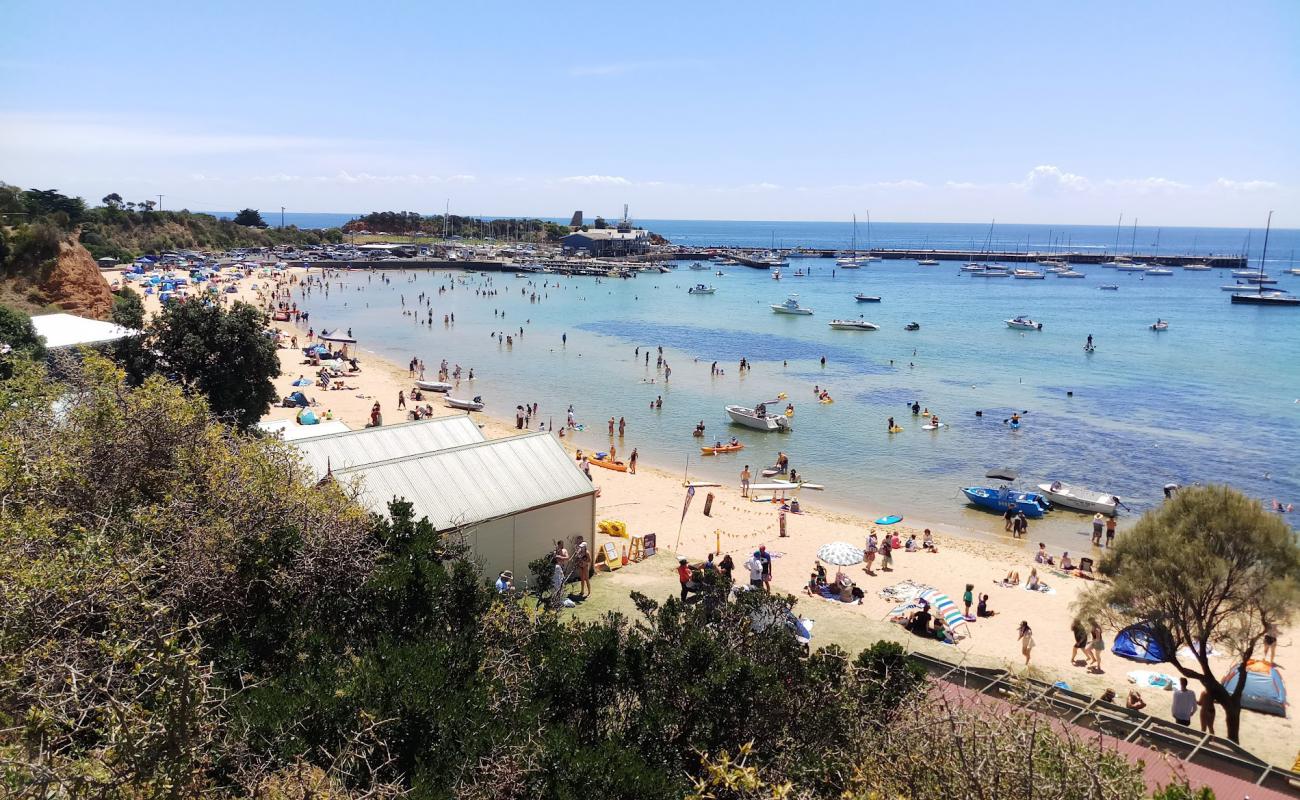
[816,541,864,566]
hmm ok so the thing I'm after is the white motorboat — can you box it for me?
[1006,316,1043,330]
[1145,267,1174,276]
[836,256,866,268]
[1056,270,1086,278]
[771,294,813,315]
[1013,269,1046,279]
[1182,263,1211,271]
[726,402,792,432]
[1037,481,1121,515]
[1150,319,1169,331]
[970,268,1010,278]
[917,258,939,266]
[445,396,484,411]
[1288,268,1300,276]
[1116,263,1148,272]
[688,284,717,294]
[1232,269,1258,279]
[689,262,710,270]
[415,380,453,392]
[658,266,673,273]
[828,318,879,331]
[961,263,986,272]
[854,293,882,302]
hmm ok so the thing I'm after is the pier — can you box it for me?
[723,248,1246,268]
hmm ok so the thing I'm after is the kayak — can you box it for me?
[875,515,903,525]
[588,457,627,473]
[701,443,745,455]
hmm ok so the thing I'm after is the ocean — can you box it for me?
[287,237,1300,549]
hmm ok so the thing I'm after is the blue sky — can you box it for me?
[1,1,1297,225]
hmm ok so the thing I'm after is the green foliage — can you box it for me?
[2,220,63,279]
[111,286,145,329]
[1078,485,1300,742]
[232,208,269,228]
[343,210,563,242]
[20,188,86,230]
[133,300,281,428]
[0,304,46,376]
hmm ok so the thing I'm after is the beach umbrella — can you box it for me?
[816,541,864,566]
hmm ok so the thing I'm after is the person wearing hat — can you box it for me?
[757,545,773,592]
[495,570,514,593]
[743,551,765,590]
[574,541,592,598]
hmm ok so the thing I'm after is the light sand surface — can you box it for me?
[110,264,1296,767]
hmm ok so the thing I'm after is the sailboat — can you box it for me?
[1232,211,1299,306]
[863,211,882,261]
[836,215,868,267]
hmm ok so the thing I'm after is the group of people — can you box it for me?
[804,560,865,604]
[1069,619,1107,673]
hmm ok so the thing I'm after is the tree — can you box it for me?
[0,304,47,378]
[102,192,124,209]
[138,300,281,428]
[232,208,268,228]
[1078,485,1300,742]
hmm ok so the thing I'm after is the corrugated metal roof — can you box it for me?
[333,432,594,529]
[259,419,352,441]
[31,313,139,348]
[292,416,484,477]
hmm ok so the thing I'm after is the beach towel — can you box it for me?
[877,580,931,602]
[1127,670,1177,690]
[1023,582,1057,595]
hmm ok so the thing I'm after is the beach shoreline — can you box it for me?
[109,263,1295,766]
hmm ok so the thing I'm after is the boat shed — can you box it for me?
[291,416,484,477]
[29,313,139,350]
[332,431,596,581]
[560,228,649,257]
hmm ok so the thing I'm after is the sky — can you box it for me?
[1,1,1297,226]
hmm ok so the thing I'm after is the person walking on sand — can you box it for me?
[1105,515,1117,547]
[744,551,765,589]
[1071,619,1089,666]
[1197,689,1216,735]
[864,532,878,573]
[879,536,893,572]
[1088,621,1105,673]
[1092,513,1104,546]
[1018,621,1035,665]
[398,390,406,410]
[741,465,751,497]
[628,448,638,474]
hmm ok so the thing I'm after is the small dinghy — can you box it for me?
[445,395,485,411]
[415,380,453,392]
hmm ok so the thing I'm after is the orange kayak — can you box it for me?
[701,444,745,455]
[588,457,627,472]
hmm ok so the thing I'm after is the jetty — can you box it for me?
[725,248,1245,268]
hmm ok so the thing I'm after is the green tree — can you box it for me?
[138,300,281,428]
[1078,485,1300,742]
[111,287,145,329]
[102,192,124,209]
[232,208,269,228]
[0,304,47,377]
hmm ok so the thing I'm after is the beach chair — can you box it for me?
[1078,557,1095,575]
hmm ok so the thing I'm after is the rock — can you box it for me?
[40,240,114,320]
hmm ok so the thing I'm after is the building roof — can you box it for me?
[333,432,594,529]
[30,313,139,349]
[258,419,352,441]
[291,416,484,477]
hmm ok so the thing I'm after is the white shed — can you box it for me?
[291,416,484,477]
[30,313,139,350]
[332,431,596,581]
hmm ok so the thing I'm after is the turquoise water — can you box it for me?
[293,255,1299,547]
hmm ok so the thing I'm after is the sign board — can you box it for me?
[642,533,656,557]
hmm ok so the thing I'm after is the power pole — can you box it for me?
[157,194,164,211]
[281,206,285,229]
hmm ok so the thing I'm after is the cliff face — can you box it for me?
[39,240,114,319]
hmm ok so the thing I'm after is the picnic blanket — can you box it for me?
[1127,670,1177,690]
[877,580,932,603]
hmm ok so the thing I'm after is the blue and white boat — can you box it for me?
[961,486,1052,518]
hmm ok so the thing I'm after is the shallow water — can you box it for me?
[293,256,1300,548]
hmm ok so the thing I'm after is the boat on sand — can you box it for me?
[1036,481,1121,515]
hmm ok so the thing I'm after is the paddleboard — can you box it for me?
[771,481,825,490]
[875,515,903,525]
[683,481,722,488]
[921,423,947,430]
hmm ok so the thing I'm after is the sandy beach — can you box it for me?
[112,264,1296,767]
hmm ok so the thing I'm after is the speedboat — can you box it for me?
[1036,481,1120,515]
[962,486,1051,518]
[689,262,710,270]
[771,294,813,314]
[836,256,867,268]
[445,395,484,411]
[961,263,986,272]
[1013,269,1046,280]
[828,318,879,331]
[726,402,792,432]
[1056,270,1086,278]
[658,266,673,273]
[917,258,939,266]
[1100,284,1119,290]
[854,293,882,302]
[1150,320,1169,331]
[414,379,453,392]
[904,322,921,331]
[1232,269,1259,278]
[688,284,716,294]
[1006,316,1043,330]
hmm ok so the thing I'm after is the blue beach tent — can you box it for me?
[1222,661,1288,717]
[1112,621,1169,664]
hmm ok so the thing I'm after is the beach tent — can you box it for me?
[1222,660,1287,717]
[286,391,310,407]
[1113,621,1169,664]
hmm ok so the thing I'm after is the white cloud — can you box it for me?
[1021,164,1091,192]
[739,182,781,191]
[1101,176,1190,193]
[559,175,632,185]
[1214,178,1279,192]
[875,179,928,190]
[945,181,979,190]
